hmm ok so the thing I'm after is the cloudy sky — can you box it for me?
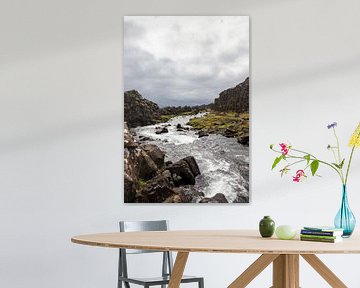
[124,16,249,107]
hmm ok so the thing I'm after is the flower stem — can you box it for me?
[284,159,306,169]
[291,148,317,159]
[345,146,355,185]
[333,128,342,164]
[332,128,345,182]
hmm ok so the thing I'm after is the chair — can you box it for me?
[118,220,204,288]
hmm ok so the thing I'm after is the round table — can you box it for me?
[72,230,360,287]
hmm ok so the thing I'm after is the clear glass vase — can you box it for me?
[334,185,356,237]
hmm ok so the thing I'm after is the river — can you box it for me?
[134,113,249,203]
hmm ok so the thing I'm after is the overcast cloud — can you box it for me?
[124,16,249,107]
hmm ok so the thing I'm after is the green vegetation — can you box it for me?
[187,111,249,137]
[179,110,204,116]
[139,178,148,189]
[159,114,176,122]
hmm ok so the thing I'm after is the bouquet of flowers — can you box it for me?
[270,122,360,185]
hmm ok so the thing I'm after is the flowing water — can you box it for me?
[134,113,249,203]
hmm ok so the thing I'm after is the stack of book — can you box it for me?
[300,226,344,243]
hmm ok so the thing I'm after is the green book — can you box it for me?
[300,234,339,240]
[300,236,342,243]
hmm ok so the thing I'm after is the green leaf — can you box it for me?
[339,159,345,169]
[332,162,341,169]
[271,156,282,170]
[304,154,311,164]
[270,144,274,149]
[332,159,345,169]
[310,160,319,176]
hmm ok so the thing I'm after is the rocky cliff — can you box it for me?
[124,90,160,128]
[187,77,250,146]
[213,77,249,113]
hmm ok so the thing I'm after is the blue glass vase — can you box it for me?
[334,185,356,237]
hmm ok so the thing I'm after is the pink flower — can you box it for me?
[293,170,306,182]
[279,143,289,155]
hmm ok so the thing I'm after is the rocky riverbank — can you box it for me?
[125,123,231,203]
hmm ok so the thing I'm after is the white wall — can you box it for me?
[1,0,360,287]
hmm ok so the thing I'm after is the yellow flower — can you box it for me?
[349,122,360,147]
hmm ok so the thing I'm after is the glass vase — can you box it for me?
[334,185,356,237]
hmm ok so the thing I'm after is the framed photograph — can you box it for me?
[124,16,249,203]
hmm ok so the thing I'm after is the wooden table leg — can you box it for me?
[168,252,189,288]
[272,254,299,288]
[228,254,279,288]
[301,254,347,288]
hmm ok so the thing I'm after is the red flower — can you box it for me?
[279,143,289,155]
[293,170,305,182]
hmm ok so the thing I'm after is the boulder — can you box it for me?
[139,136,153,142]
[167,156,200,186]
[141,144,165,168]
[164,189,192,203]
[234,194,249,203]
[138,150,159,180]
[224,128,237,138]
[155,127,169,134]
[237,135,249,146]
[198,130,209,138]
[137,170,175,203]
[183,156,201,177]
[167,160,195,186]
[200,193,229,203]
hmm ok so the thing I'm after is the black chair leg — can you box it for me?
[199,278,204,288]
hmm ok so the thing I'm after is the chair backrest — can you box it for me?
[118,220,173,283]
[119,220,169,254]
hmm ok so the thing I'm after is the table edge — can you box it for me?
[71,236,360,255]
